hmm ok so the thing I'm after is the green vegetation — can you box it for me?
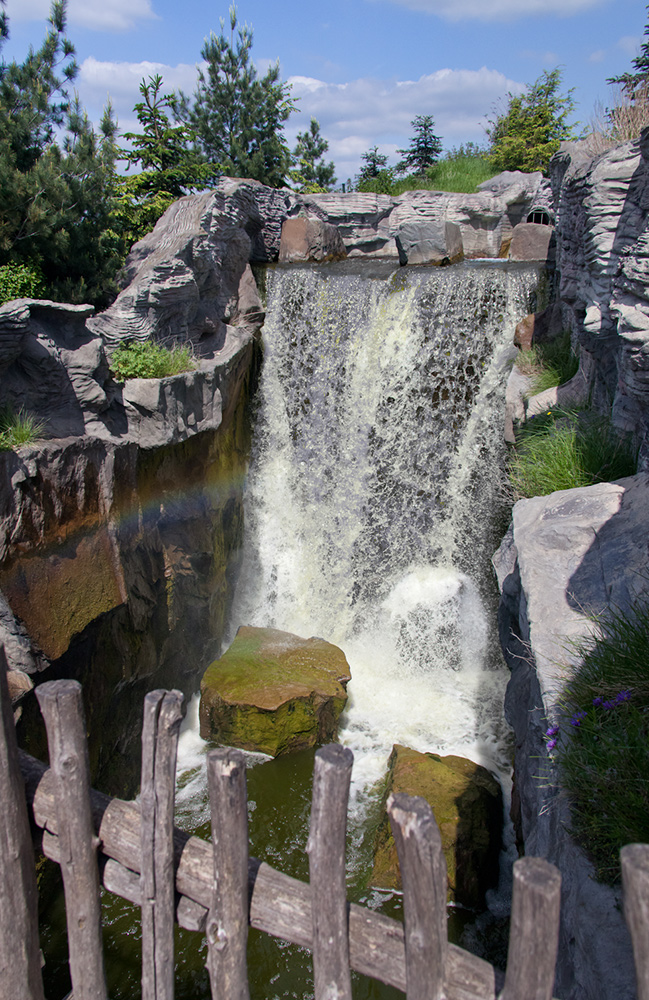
[172,4,296,188]
[290,118,336,193]
[508,409,637,500]
[358,144,493,195]
[110,340,195,381]
[486,69,580,174]
[114,74,219,251]
[546,602,649,882]
[396,115,443,175]
[0,407,44,450]
[516,330,579,396]
[0,263,45,304]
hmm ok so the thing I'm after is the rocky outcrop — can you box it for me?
[550,130,649,467]
[278,217,347,262]
[371,744,502,908]
[493,475,649,1000]
[199,625,351,756]
[509,222,555,262]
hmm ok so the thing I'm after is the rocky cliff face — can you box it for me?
[494,131,649,1000]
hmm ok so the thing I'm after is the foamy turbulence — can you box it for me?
[177,260,540,825]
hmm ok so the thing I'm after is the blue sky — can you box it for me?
[3,0,647,184]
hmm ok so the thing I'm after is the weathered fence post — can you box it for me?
[622,843,649,1000]
[387,792,448,1000]
[140,689,184,1000]
[500,856,561,1000]
[205,748,250,1000]
[0,648,45,1000]
[307,743,354,1000]
[36,679,107,1000]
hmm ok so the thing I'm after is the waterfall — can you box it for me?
[177,258,540,826]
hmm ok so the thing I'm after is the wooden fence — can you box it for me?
[2,656,649,1000]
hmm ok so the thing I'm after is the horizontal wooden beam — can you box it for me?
[20,750,496,1000]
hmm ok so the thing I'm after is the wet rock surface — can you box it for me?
[371,744,502,908]
[199,625,351,756]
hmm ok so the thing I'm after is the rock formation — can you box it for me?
[371,744,502,908]
[199,625,351,756]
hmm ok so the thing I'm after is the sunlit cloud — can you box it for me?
[7,0,157,32]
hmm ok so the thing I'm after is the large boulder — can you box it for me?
[278,217,347,262]
[199,625,351,756]
[509,222,555,261]
[371,744,502,908]
[394,221,463,265]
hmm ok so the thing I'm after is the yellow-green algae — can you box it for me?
[372,744,502,908]
[200,625,351,756]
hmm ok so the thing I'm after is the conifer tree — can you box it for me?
[174,5,296,187]
[290,118,336,192]
[396,115,442,175]
[0,0,120,306]
[113,74,218,249]
[608,5,649,98]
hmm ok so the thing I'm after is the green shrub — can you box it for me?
[0,264,45,306]
[516,330,580,397]
[0,407,45,450]
[509,409,637,499]
[545,602,649,882]
[110,340,195,381]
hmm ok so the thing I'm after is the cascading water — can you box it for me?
[171,259,541,998]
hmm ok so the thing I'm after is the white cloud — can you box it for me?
[286,68,522,180]
[72,58,520,185]
[589,50,606,63]
[367,0,607,21]
[7,0,156,32]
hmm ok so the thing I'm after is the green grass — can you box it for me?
[0,407,45,450]
[508,409,637,499]
[357,150,496,196]
[110,339,195,381]
[548,602,649,882]
[516,330,580,397]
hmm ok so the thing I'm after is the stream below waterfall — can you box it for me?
[40,258,541,999]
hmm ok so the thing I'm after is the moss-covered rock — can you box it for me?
[199,625,351,756]
[372,744,503,909]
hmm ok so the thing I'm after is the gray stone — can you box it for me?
[278,216,347,262]
[394,221,463,265]
[494,474,649,1000]
[509,222,555,261]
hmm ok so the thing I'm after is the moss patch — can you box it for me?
[372,744,502,908]
[200,625,351,756]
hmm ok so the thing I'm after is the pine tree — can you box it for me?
[358,146,388,181]
[174,5,296,187]
[486,69,579,174]
[290,118,336,192]
[113,75,218,250]
[608,5,649,98]
[396,115,442,175]
[0,0,120,306]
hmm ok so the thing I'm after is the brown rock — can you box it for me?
[199,625,351,756]
[372,744,502,908]
[509,222,555,261]
[514,313,535,351]
[278,217,347,263]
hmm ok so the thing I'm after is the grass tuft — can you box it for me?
[0,407,45,450]
[547,602,649,882]
[508,409,637,500]
[111,340,195,381]
[516,330,580,397]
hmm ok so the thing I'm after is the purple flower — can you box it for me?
[570,711,587,728]
[547,739,557,752]
[615,690,632,703]
[546,725,560,737]
[602,700,615,710]
[593,697,603,707]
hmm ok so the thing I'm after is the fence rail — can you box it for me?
[1,653,648,1000]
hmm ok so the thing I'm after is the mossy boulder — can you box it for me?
[199,625,351,756]
[372,744,503,909]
